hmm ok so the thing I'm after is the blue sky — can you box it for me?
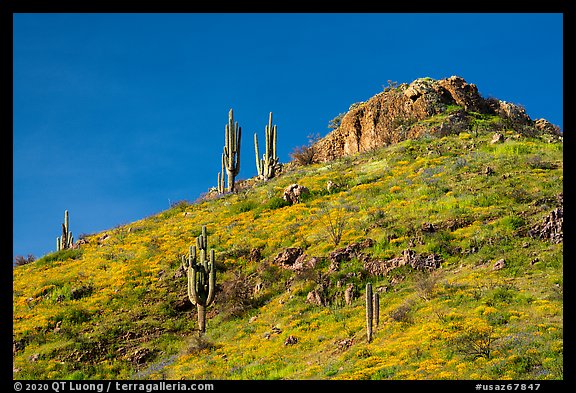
[12,13,563,261]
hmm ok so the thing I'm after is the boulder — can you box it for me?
[492,259,506,271]
[273,247,303,267]
[282,184,310,205]
[309,76,552,163]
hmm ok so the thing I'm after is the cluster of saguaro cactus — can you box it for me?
[217,155,225,194]
[365,283,380,343]
[254,112,280,181]
[218,109,242,193]
[181,225,217,334]
[56,210,74,251]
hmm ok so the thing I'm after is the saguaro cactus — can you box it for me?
[181,225,217,334]
[222,109,241,192]
[366,282,373,343]
[56,210,74,251]
[254,112,280,181]
[373,291,380,327]
[217,153,225,194]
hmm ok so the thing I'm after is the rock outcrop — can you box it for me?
[312,76,561,162]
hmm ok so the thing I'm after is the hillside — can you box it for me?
[13,78,563,381]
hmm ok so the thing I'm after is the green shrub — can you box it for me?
[35,249,83,266]
[265,197,290,210]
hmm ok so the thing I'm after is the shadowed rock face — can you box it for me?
[312,76,555,163]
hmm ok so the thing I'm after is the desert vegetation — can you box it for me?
[13,76,563,380]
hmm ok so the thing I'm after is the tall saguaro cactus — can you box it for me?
[181,225,217,334]
[56,210,74,251]
[222,109,241,192]
[254,112,280,181]
[366,282,373,343]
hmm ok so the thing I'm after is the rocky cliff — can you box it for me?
[312,76,561,162]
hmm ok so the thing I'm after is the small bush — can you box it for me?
[526,155,557,170]
[290,133,321,166]
[265,197,290,210]
[451,325,496,360]
[35,249,83,266]
[14,254,36,267]
[219,271,256,320]
[388,298,414,323]
[317,207,348,246]
[413,271,441,301]
[290,145,317,166]
[185,335,215,355]
[231,200,259,214]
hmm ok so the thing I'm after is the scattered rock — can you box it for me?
[490,133,504,144]
[306,289,325,306]
[492,259,506,271]
[253,282,264,296]
[128,348,154,364]
[249,247,262,262]
[29,353,40,362]
[273,247,303,268]
[329,239,375,270]
[284,335,298,346]
[528,206,563,244]
[483,166,495,176]
[493,101,531,125]
[390,275,405,286]
[282,184,310,205]
[336,338,354,351]
[534,118,561,135]
[173,266,186,279]
[344,283,356,305]
[13,339,25,355]
[421,222,436,233]
[326,180,336,193]
[364,248,442,276]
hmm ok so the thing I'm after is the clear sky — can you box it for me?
[12,13,563,261]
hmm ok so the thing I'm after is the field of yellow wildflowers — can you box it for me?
[13,130,562,380]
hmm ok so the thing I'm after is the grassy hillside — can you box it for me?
[13,130,563,380]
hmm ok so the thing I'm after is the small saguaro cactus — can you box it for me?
[254,112,280,181]
[181,225,217,334]
[56,210,74,251]
[222,108,242,193]
[373,291,380,328]
[366,282,373,343]
[217,153,225,194]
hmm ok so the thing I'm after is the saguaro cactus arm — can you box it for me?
[223,109,242,192]
[373,292,380,327]
[254,112,280,181]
